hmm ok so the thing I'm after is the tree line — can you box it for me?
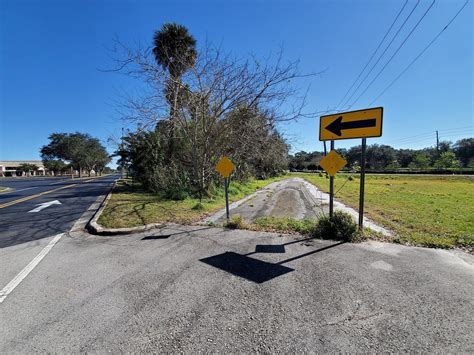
[289,138,473,171]
[113,23,314,199]
[41,133,111,177]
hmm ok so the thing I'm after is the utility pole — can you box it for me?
[436,130,440,157]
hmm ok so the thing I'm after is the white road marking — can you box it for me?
[28,200,62,213]
[0,187,36,194]
[0,233,64,303]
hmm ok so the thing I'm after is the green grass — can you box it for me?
[252,216,317,235]
[291,172,474,249]
[223,215,317,235]
[98,176,287,228]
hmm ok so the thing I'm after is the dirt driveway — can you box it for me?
[206,177,329,224]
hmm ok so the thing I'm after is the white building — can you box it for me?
[0,160,48,177]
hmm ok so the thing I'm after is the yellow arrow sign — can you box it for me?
[320,107,383,141]
[215,156,235,178]
[319,150,347,176]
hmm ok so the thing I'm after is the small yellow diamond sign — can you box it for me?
[319,150,347,176]
[215,156,235,178]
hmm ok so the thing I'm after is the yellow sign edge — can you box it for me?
[319,106,384,141]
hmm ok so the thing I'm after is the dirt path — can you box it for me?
[205,177,392,236]
[205,178,329,224]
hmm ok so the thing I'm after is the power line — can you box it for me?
[339,0,421,110]
[349,0,436,108]
[385,126,474,144]
[334,0,409,110]
[368,0,470,106]
[392,131,473,146]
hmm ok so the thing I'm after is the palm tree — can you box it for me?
[153,23,197,80]
[152,23,197,121]
[152,23,197,160]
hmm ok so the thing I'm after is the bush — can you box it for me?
[224,215,246,229]
[192,202,205,210]
[311,211,359,242]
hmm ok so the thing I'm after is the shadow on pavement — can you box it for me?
[141,235,170,240]
[255,244,286,253]
[200,239,345,283]
[200,252,294,283]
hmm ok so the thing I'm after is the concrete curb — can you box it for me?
[86,180,164,236]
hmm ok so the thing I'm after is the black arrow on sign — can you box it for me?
[325,116,377,136]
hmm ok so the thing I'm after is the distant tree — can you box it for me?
[43,159,66,176]
[434,151,461,170]
[453,138,474,167]
[17,163,38,176]
[346,146,362,168]
[438,141,452,155]
[396,149,416,168]
[385,160,401,170]
[366,144,396,170]
[41,133,110,177]
[408,153,431,170]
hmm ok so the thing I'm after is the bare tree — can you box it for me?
[106,36,323,196]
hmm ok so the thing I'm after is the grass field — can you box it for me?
[98,176,287,228]
[291,172,474,249]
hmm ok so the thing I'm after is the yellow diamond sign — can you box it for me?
[215,156,235,177]
[319,150,347,177]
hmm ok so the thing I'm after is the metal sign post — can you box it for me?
[319,107,383,229]
[329,140,334,217]
[224,177,230,221]
[358,138,367,229]
[215,156,236,223]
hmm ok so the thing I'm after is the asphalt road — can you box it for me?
[0,174,118,287]
[0,224,472,352]
[0,175,472,352]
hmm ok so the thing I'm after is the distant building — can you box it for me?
[0,160,47,177]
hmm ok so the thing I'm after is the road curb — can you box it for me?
[86,180,164,236]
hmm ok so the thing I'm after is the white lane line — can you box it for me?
[0,233,64,303]
[0,187,36,194]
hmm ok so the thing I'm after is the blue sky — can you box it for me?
[1,0,472,162]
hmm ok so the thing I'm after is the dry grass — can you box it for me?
[98,176,287,228]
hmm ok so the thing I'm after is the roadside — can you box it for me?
[94,173,473,251]
[97,176,289,228]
